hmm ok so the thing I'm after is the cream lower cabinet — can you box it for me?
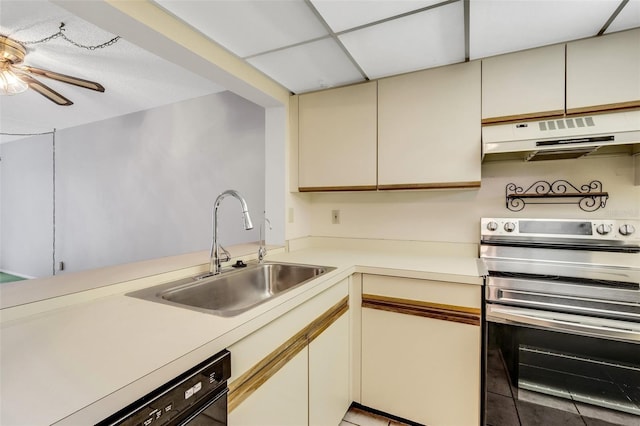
[360,274,481,426]
[228,278,350,426]
[229,349,308,426]
[309,313,350,426]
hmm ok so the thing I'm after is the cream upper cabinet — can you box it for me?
[567,28,640,114]
[482,44,565,123]
[298,82,377,191]
[377,61,481,190]
[361,275,482,425]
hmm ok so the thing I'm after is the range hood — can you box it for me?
[482,110,640,161]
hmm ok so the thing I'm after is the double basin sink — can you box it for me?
[128,262,335,317]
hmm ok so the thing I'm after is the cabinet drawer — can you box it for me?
[362,274,481,308]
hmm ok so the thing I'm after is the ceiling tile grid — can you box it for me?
[607,0,640,32]
[339,0,465,79]
[309,0,446,33]
[469,0,625,59]
[155,0,329,58]
[2,0,640,141]
[153,0,639,94]
[246,37,364,93]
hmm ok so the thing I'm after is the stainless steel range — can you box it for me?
[481,218,640,425]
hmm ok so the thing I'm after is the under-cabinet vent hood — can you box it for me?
[482,110,640,161]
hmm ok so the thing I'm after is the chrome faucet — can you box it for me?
[209,190,253,275]
[258,216,272,263]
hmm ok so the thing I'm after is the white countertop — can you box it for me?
[0,240,482,425]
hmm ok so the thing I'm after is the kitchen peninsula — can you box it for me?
[0,238,483,425]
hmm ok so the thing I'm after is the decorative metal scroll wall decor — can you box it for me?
[505,180,608,212]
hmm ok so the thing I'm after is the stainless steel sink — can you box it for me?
[127,262,335,317]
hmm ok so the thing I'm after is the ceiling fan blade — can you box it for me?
[21,66,105,92]
[18,74,73,106]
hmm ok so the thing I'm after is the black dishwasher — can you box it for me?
[97,349,231,426]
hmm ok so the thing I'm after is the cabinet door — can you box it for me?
[298,82,377,191]
[362,308,480,426]
[361,275,481,425]
[378,61,481,190]
[482,44,565,123]
[309,313,350,426]
[567,28,640,114]
[229,349,308,426]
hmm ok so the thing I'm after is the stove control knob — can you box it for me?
[619,224,636,236]
[486,221,498,231]
[504,222,516,233]
[596,224,612,235]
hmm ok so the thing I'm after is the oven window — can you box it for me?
[519,220,593,236]
[486,323,640,425]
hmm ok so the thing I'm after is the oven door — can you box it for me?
[485,305,640,425]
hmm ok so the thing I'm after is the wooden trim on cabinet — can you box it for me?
[362,294,481,326]
[298,185,377,192]
[228,296,349,412]
[377,181,481,191]
[566,101,640,116]
[228,337,307,413]
[481,110,565,125]
[308,298,349,343]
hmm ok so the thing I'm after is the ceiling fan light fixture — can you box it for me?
[0,33,107,105]
[0,65,28,95]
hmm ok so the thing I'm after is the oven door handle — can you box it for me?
[486,305,640,343]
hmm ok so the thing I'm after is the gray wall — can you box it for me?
[0,134,54,278]
[1,91,266,277]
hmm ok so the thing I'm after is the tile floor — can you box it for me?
[486,348,640,426]
[341,349,639,426]
[340,406,412,426]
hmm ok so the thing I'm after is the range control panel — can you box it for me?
[481,218,639,242]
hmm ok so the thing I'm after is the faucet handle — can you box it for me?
[258,217,272,263]
[219,245,231,263]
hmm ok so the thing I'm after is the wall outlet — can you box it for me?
[331,209,340,224]
[288,207,294,223]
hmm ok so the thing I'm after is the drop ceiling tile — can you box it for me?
[469,0,622,59]
[338,1,464,79]
[310,0,444,32]
[606,0,640,33]
[247,38,364,93]
[155,0,328,58]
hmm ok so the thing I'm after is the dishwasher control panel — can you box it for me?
[97,349,231,426]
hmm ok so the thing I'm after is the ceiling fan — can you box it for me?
[0,35,105,106]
